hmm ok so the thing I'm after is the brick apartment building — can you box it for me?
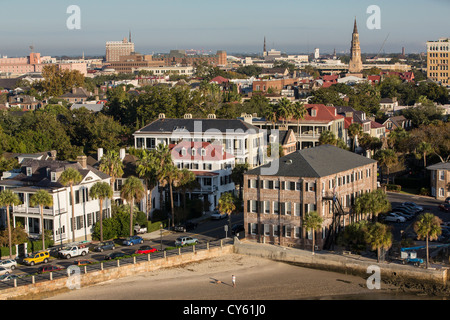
[243,144,377,251]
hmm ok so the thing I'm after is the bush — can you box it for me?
[419,187,430,196]
[385,184,401,192]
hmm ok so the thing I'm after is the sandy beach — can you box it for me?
[45,253,416,300]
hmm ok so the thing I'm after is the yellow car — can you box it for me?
[23,251,50,266]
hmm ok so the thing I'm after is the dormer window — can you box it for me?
[181,148,186,156]
[51,172,57,182]
[311,109,317,117]
[26,167,32,177]
[201,148,206,156]
[191,148,196,156]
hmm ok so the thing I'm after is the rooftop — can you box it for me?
[246,144,376,178]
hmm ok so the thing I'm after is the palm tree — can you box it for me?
[89,182,113,242]
[365,222,393,263]
[374,149,397,184]
[60,167,82,242]
[176,168,198,215]
[218,192,236,236]
[276,98,293,126]
[99,150,124,191]
[303,211,323,255]
[161,165,181,229]
[348,123,363,152]
[414,212,442,269]
[120,176,145,236]
[264,106,279,129]
[231,163,249,200]
[0,189,21,258]
[292,101,306,138]
[416,141,433,168]
[318,130,337,146]
[29,190,53,251]
[136,149,159,219]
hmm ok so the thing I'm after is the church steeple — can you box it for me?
[353,17,358,34]
[348,18,363,75]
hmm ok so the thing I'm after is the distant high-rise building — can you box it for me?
[427,38,450,86]
[348,18,363,75]
[314,48,320,60]
[106,37,135,62]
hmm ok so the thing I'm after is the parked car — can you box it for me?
[0,274,20,282]
[439,203,450,212]
[134,224,148,234]
[73,259,93,266]
[211,211,228,220]
[93,241,116,252]
[174,221,198,232]
[122,236,144,246]
[104,252,126,260]
[135,245,158,255]
[393,206,419,215]
[23,251,50,266]
[231,224,245,235]
[37,265,63,274]
[384,212,406,223]
[401,202,424,212]
[58,245,89,259]
[175,236,198,247]
[0,259,17,270]
[445,197,450,204]
[0,267,10,276]
[393,211,415,220]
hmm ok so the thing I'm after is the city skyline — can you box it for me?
[0,0,448,57]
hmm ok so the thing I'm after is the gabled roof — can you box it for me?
[426,162,450,171]
[135,118,261,134]
[4,159,110,190]
[246,144,376,178]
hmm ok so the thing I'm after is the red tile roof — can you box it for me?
[210,76,229,84]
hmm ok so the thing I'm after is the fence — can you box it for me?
[0,238,233,292]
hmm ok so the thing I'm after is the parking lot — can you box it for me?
[0,213,244,289]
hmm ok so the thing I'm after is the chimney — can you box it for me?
[77,155,87,169]
[98,148,104,161]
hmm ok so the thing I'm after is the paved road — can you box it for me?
[8,213,244,278]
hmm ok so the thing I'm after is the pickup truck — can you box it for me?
[134,224,147,234]
[58,245,89,259]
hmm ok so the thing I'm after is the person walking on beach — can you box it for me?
[232,275,236,288]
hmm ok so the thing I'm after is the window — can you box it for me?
[248,200,257,213]
[273,225,279,237]
[439,188,445,197]
[307,182,315,192]
[285,202,292,215]
[284,226,291,237]
[294,203,301,216]
[294,227,301,239]
[273,201,279,215]
[250,223,258,235]
[76,216,84,230]
[264,224,270,236]
[439,170,445,181]
[264,201,270,214]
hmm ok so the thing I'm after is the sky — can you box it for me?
[0,0,448,57]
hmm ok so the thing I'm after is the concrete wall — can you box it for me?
[233,240,448,287]
[0,245,233,300]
